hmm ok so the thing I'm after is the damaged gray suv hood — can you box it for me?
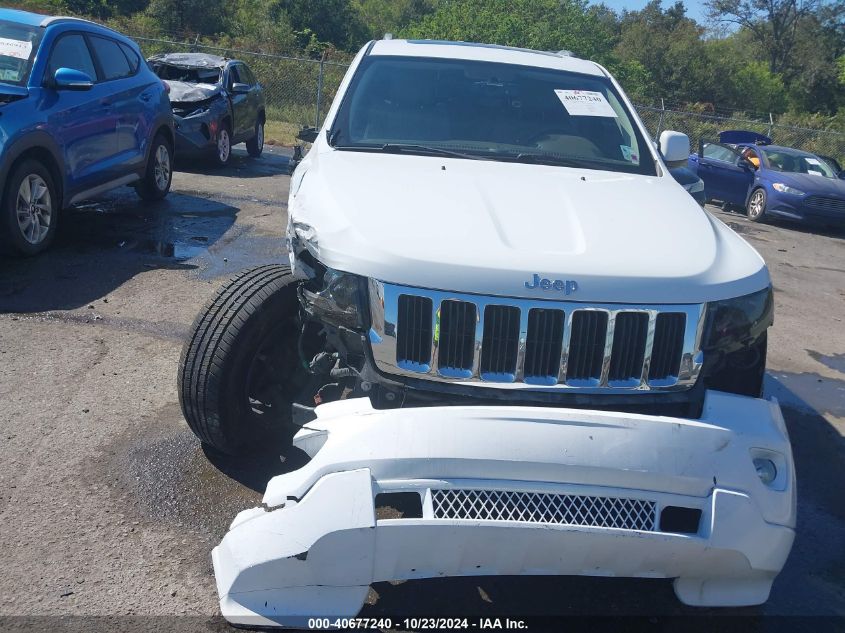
[167,81,221,102]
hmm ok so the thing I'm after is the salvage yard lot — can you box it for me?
[1,151,844,622]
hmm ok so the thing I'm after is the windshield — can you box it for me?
[0,20,41,86]
[152,63,221,85]
[330,56,656,175]
[762,147,837,178]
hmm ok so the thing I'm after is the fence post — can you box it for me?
[768,113,774,139]
[191,34,199,53]
[656,98,665,138]
[315,52,326,129]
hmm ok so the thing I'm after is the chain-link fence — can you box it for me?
[131,35,845,159]
[636,104,845,162]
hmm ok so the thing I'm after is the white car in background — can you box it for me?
[178,39,795,627]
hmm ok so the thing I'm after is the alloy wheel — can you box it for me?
[749,191,765,219]
[16,174,52,245]
[218,129,231,163]
[154,144,171,191]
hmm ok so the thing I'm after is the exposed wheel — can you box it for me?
[213,123,232,166]
[246,118,264,158]
[178,265,304,456]
[0,159,59,256]
[747,188,767,222]
[135,133,173,201]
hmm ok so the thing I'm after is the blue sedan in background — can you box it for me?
[688,130,845,226]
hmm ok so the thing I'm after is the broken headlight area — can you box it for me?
[702,287,773,354]
[299,263,368,330]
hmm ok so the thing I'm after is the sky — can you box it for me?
[593,0,710,23]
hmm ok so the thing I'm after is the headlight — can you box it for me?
[702,287,773,352]
[772,183,804,195]
[687,179,704,194]
[300,266,367,329]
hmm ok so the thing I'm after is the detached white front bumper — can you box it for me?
[212,391,796,627]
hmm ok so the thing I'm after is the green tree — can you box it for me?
[705,0,821,74]
[145,0,227,34]
[614,1,709,104]
[402,0,616,61]
[352,0,437,41]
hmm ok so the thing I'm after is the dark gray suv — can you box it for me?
[149,53,266,166]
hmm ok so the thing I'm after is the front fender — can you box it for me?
[0,130,66,205]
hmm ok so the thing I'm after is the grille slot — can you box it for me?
[804,196,845,214]
[649,313,686,381]
[437,300,477,374]
[608,312,649,383]
[479,305,520,380]
[523,308,565,382]
[396,295,433,368]
[566,311,608,382]
[431,489,656,531]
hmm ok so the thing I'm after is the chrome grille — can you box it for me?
[431,489,656,531]
[804,195,845,214]
[374,282,704,392]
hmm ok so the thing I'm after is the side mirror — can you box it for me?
[53,68,93,91]
[231,82,251,94]
[659,130,690,163]
[297,126,319,144]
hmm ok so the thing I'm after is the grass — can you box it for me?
[264,120,302,147]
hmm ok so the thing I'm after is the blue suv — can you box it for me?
[0,9,175,255]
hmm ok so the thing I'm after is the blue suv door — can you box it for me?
[86,34,153,174]
[43,32,122,194]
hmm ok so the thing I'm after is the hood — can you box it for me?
[290,149,769,304]
[166,80,221,103]
[769,170,845,197]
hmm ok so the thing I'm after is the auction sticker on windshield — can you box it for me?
[0,37,32,60]
[555,89,617,117]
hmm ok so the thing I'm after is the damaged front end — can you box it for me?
[167,81,229,154]
[213,392,796,627]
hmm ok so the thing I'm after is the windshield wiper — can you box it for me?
[511,153,606,169]
[332,142,490,161]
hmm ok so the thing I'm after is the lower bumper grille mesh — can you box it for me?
[431,489,656,531]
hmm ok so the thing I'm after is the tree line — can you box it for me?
[11,0,845,126]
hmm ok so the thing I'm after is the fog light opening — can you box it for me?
[754,458,777,485]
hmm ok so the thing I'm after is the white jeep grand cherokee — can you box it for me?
[179,40,795,626]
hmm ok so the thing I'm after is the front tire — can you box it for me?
[0,159,59,256]
[135,133,173,201]
[246,119,264,158]
[747,188,767,222]
[213,123,232,166]
[179,265,303,456]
